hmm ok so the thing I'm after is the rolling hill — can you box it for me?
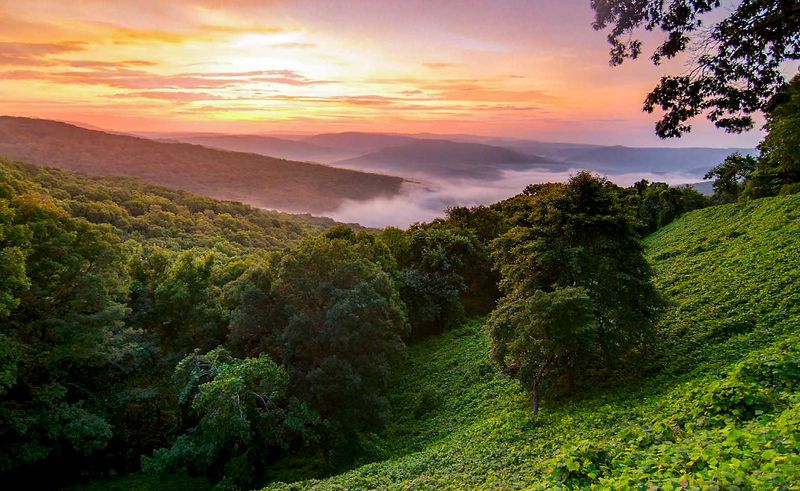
[0,117,405,214]
[0,158,354,251]
[494,139,755,176]
[562,145,757,176]
[258,194,800,489]
[302,132,418,154]
[163,134,357,163]
[332,139,563,179]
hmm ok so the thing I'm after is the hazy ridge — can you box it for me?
[0,117,404,213]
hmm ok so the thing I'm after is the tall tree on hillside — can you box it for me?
[487,173,661,416]
[592,0,800,137]
[704,153,759,203]
[273,236,407,457]
[746,74,800,196]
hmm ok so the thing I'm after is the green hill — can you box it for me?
[0,158,352,252]
[0,117,405,214]
[264,194,800,490]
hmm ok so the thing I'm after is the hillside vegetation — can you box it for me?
[0,117,404,213]
[263,194,800,490]
[0,158,343,251]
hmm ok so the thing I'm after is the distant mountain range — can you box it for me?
[302,132,417,155]
[165,134,357,163]
[149,129,754,181]
[0,117,403,213]
[333,139,563,179]
[1,117,755,220]
[485,139,755,176]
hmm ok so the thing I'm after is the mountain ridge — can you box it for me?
[332,138,564,179]
[0,116,405,214]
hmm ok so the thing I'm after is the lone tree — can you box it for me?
[592,0,800,137]
[487,173,661,416]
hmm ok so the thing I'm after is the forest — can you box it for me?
[1,0,798,488]
[2,75,797,487]
[0,149,714,489]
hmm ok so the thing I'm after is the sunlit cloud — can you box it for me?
[0,41,85,66]
[0,0,763,146]
[423,62,459,69]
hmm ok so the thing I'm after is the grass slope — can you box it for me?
[266,194,800,490]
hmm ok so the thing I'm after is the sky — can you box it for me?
[0,0,777,146]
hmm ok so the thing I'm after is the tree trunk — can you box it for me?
[319,446,331,467]
[565,364,575,396]
[531,357,552,417]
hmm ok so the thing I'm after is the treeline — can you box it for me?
[0,154,715,489]
[704,75,800,203]
[1,160,344,252]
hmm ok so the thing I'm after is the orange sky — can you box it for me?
[0,0,769,146]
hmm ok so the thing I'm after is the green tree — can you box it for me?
[422,205,506,315]
[592,0,800,137]
[487,173,661,416]
[487,288,596,416]
[0,193,30,317]
[705,153,759,203]
[628,180,710,231]
[225,261,285,359]
[392,228,479,339]
[274,236,407,456]
[129,248,246,355]
[0,189,136,474]
[746,74,800,197]
[143,347,317,488]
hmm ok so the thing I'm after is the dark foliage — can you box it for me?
[705,153,759,203]
[627,179,711,230]
[273,237,408,452]
[592,0,800,137]
[487,173,662,415]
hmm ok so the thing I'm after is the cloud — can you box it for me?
[270,42,318,49]
[0,41,85,66]
[421,81,559,104]
[423,62,458,69]
[112,90,230,102]
[64,59,156,69]
[328,168,706,228]
[2,67,331,90]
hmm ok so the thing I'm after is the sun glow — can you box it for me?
[0,0,763,145]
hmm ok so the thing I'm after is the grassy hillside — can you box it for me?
[0,117,404,213]
[264,194,800,490]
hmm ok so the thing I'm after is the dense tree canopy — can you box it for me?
[703,74,800,201]
[592,0,800,137]
[627,180,710,232]
[487,173,662,415]
[746,74,800,197]
[273,236,408,452]
[0,172,139,477]
[705,153,759,203]
[143,348,317,488]
[0,158,705,487]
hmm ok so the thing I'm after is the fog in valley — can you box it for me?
[327,166,705,227]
